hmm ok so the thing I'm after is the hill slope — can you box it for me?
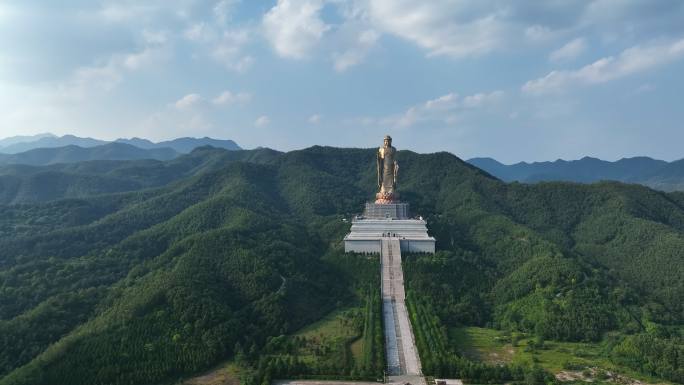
[0,147,682,384]
[0,147,281,204]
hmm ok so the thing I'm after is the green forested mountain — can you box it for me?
[0,146,682,384]
[0,146,281,204]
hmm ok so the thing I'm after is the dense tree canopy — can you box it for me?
[0,146,682,384]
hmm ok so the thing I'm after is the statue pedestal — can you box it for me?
[375,191,399,204]
[344,201,435,254]
[364,202,409,219]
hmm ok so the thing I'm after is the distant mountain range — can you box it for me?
[0,133,56,148]
[468,156,684,191]
[3,134,684,193]
[0,133,241,154]
[115,137,241,153]
[0,142,179,167]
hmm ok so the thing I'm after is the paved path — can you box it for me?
[275,238,425,385]
[274,381,379,385]
[381,238,422,377]
[275,379,424,385]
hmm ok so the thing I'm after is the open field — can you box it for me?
[183,308,365,385]
[296,308,360,340]
[289,307,365,365]
[449,327,514,364]
[350,338,364,362]
[183,362,241,385]
[449,327,671,384]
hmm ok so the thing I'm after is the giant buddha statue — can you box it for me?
[376,135,399,204]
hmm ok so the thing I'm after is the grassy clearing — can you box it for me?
[295,308,359,340]
[449,327,514,364]
[182,361,241,385]
[349,337,364,362]
[283,307,362,366]
[449,327,669,384]
[511,339,609,372]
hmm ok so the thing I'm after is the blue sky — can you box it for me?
[1,0,684,162]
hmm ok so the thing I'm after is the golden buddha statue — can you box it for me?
[376,135,399,203]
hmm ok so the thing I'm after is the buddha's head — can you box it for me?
[383,135,392,147]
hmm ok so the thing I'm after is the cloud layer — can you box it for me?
[2,1,684,161]
[524,38,684,94]
[263,0,329,59]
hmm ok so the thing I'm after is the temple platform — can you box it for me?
[344,202,435,254]
[363,202,409,219]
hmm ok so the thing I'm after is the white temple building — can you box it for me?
[344,202,435,254]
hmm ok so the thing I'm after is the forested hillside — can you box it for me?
[0,146,682,384]
[0,147,280,204]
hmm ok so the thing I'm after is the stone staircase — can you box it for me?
[381,238,422,378]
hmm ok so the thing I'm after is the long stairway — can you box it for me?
[381,238,422,377]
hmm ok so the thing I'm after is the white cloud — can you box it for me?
[263,0,330,59]
[549,38,586,61]
[345,1,684,61]
[94,1,200,25]
[525,25,555,42]
[370,90,503,128]
[123,46,166,70]
[175,93,202,109]
[184,23,210,42]
[424,93,458,110]
[254,115,270,127]
[58,43,168,100]
[142,29,168,45]
[214,0,239,24]
[523,38,684,94]
[211,29,254,72]
[98,4,151,23]
[365,1,510,58]
[69,62,123,94]
[212,90,251,105]
[172,90,252,110]
[333,29,379,72]
[463,91,504,108]
[308,114,321,124]
[182,16,253,72]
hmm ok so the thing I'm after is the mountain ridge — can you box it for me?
[0,142,179,166]
[0,134,241,154]
[0,133,56,148]
[468,155,684,191]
